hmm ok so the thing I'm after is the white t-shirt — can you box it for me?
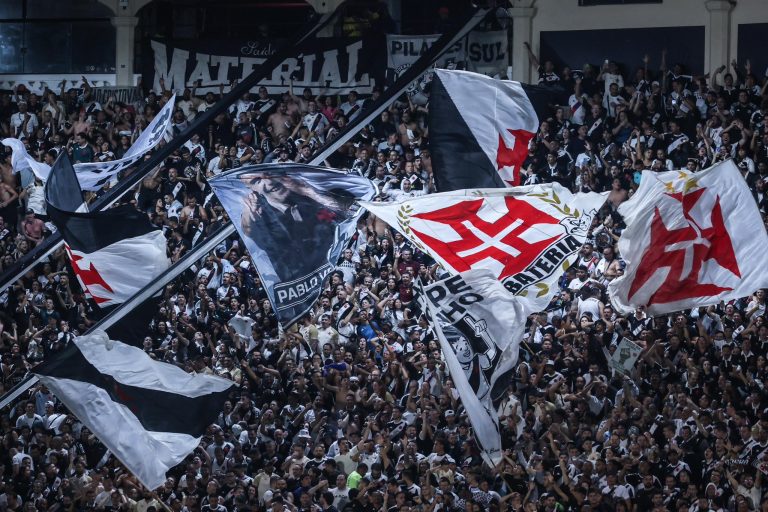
[10,112,38,138]
[603,72,624,94]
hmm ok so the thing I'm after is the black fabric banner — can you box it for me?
[146,36,386,95]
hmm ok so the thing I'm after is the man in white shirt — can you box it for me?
[383,179,428,201]
[339,91,365,122]
[302,100,329,139]
[15,401,43,429]
[10,101,38,139]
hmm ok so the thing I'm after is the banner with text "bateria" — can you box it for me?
[361,184,606,312]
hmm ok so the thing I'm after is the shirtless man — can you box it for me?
[21,209,45,246]
[398,110,422,148]
[267,102,292,138]
[0,180,18,229]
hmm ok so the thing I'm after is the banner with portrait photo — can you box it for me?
[209,164,376,327]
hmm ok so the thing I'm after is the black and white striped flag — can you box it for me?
[32,330,234,489]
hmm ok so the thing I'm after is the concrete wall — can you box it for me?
[512,0,768,83]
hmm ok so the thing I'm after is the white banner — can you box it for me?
[385,34,465,103]
[608,337,643,376]
[608,160,768,315]
[361,184,607,312]
[2,94,175,190]
[466,30,508,76]
[424,269,527,465]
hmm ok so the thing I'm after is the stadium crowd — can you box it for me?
[0,41,768,512]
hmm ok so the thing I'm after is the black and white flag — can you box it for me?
[46,153,169,309]
[429,69,557,188]
[3,94,174,190]
[209,164,376,327]
[424,269,527,464]
[33,330,233,490]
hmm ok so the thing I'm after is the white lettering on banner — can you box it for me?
[210,55,240,85]
[151,40,188,93]
[389,38,435,58]
[385,32,508,91]
[240,41,277,57]
[466,31,508,75]
[151,40,373,94]
[187,53,213,86]
[274,264,334,308]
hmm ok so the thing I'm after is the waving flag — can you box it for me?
[362,184,606,310]
[609,160,768,315]
[33,330,233,490]
[46,153,169,309]
[429,69,557,189]
[1,137,52,182]
[3,95,174,190]
[424,270,528,465]
[209,164,376,327]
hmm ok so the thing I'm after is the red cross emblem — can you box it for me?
[629,187,740,304]
[410,196,564,279]
[496,129,534,186]
[65,245,114,305]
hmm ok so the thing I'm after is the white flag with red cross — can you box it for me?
[361,183,606,311]
[608,160,768,315]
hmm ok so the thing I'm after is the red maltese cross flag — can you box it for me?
[428,69,557,190]
[609,160,768,316]
[361,183,606,311]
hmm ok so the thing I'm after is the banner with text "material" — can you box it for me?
[148,37,384,95]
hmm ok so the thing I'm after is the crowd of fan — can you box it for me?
[0,47,767,512]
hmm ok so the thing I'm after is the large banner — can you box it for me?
[608,160,768,315]
[385,30,509,103]
[148,37,384,95]
[424,270,526,465]
[361,184,607,312]
[209,164,376,327]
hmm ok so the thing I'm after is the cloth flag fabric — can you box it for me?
[45,153,169,308]
[1,137,53,182]
[33,330,233,490]
[429,69,558,189]
[362,183,606,311]
[3,94,174,190]
[209,164,376,327]
[608,160,768,315]
[424,269,528,465]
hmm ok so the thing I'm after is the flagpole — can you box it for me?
[0,5,490,414]
[0,5,342,297]
[310,8,490,164]
[0,223,235,411]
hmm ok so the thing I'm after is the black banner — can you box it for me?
[146,36,386,95]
